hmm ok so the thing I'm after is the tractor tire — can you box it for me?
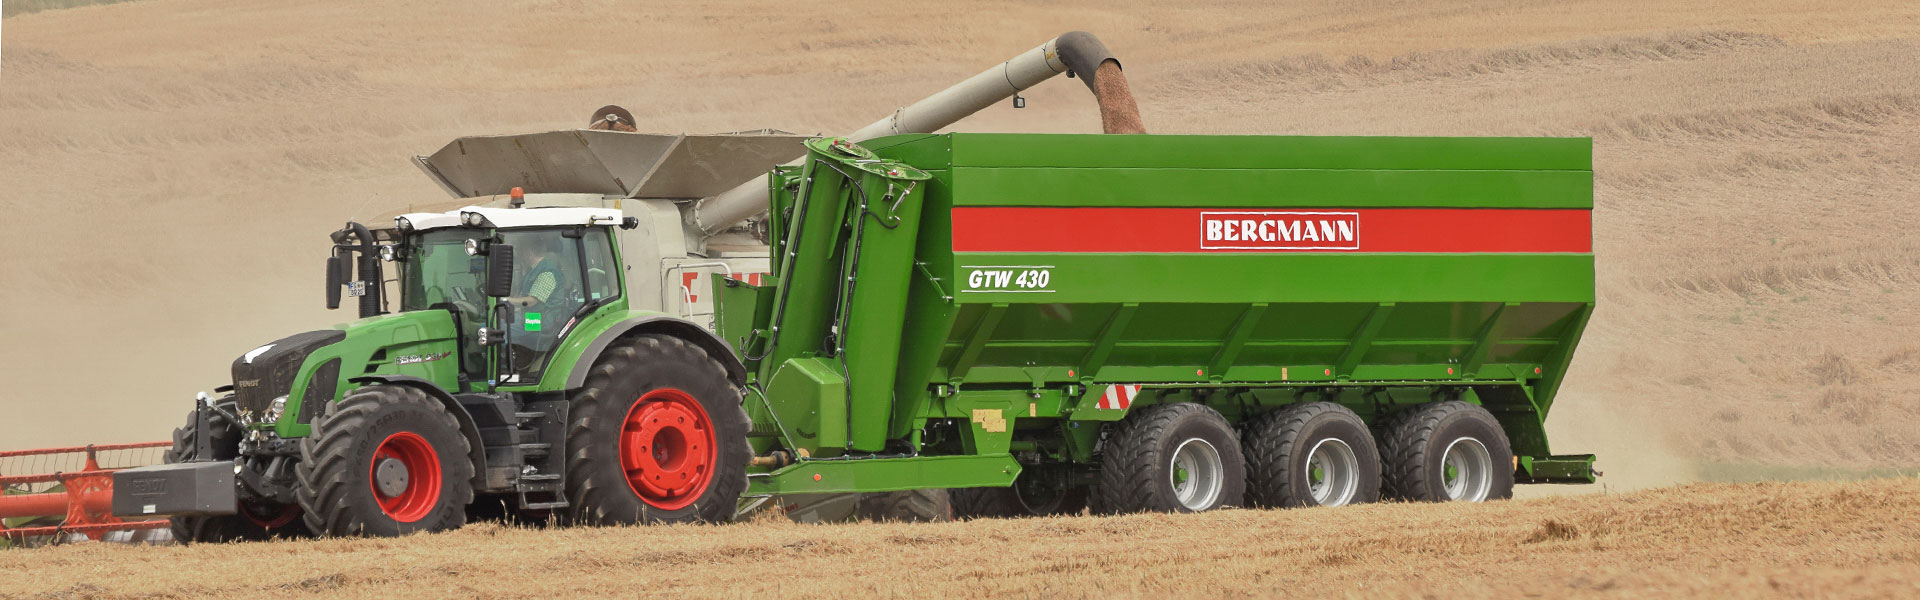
[295,385,474,537]
[1378,401,1515,502]
[855,489,954,523]
[1092,403,1245,514]
[1242,402,1382,509]
[565,334,751,525]
[163,402,308,543]
[950,468,1089,519]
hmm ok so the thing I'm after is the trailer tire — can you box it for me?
[296,385,474,537]
[1242,402,1381,508]
[1378,401,1514,502]
[1093,403,1245,514]
[856,489,954,522]
[565,334,750,525]
[950,467,1089,519]
[164,402,308,543]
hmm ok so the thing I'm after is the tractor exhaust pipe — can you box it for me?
[692,31,1142,237]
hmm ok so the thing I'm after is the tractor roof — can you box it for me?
[392,205,623,232]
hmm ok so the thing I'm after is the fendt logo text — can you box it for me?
[1200,211,1360,250]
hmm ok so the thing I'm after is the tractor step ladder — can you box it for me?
[511,408,568,511]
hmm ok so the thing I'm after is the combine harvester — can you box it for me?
[92,31,1597,541]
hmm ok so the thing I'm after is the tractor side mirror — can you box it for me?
[485,244,515,297]
[325,256,345,309]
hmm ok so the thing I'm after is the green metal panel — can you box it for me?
[764,356,848,455]
[271,311,460,438]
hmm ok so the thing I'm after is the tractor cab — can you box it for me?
[333,203,636,391]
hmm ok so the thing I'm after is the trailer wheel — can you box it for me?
[1242,402,1381,508]
[565,334,750,525]
[855,489,954,522]
[950,467,1089,519]
[295,385,474,537]
[163,403,309,543]
[1093,403,1245,514]
[1378,401,1514,502]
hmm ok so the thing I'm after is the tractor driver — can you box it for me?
[502,236,576,370]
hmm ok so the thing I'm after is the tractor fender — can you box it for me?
[565,315,748,389]
[346,374,489,490]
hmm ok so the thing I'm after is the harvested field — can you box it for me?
[6,478,1920,598]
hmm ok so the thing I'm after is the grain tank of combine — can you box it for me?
[715,131,1598,514]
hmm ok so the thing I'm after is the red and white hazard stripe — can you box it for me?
[1097,384,1142,410]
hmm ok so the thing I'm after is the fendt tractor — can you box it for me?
[112,31,1599,541]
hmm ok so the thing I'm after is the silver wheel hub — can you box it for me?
[1304,437,1360,506]
[375,457,411,497]
[1169,438,1224,511]
[1440,437,1493,502]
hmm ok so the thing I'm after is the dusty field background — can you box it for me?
[4,478,1918,598]
[2,0,1919,596]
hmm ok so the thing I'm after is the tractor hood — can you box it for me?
[412,129,810,200]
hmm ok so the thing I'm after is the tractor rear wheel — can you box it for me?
[565,334,750,525]
[1242,402,1381,508]
[163,402,308,543]
[1378,401,1515,502]
[1093,403,1245,514]
[295,385,474,537]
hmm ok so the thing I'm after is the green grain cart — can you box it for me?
[723,133,1596,515]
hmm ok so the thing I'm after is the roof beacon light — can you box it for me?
[509,186,525,208]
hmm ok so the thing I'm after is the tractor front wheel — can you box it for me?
[295,385,474,537]
[565,334,750,524]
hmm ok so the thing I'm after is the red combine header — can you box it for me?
[1,442,172,546]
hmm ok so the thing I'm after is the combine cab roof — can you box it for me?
[414,129,810,200]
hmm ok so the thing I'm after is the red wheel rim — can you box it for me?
[368,431,442,523]
[619,388,716,510]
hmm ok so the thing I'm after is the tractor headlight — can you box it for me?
[465,238,482,256]
[265,395,289,423]
[461,211,491,228]
[378,245,397,262]
[395,216,413,232]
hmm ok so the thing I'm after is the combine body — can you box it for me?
[725,133,1597,500]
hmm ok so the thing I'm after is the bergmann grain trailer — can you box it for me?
[719,134,1595,516]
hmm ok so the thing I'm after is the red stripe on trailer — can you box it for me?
[1097,384,1143,410]
[681,272,700,303]
[951,207,1591,254]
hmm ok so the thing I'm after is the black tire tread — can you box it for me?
[565,334,751,525]
[1092,403,1243,514]
[948,487,1020,520]
[1377,400,1511,502]
[855,489,953,523]
[1242,402,1379,508]
[295,385,474,536]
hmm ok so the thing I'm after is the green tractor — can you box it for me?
[127,204,755,541]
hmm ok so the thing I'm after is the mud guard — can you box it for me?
[564,315,749,389]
